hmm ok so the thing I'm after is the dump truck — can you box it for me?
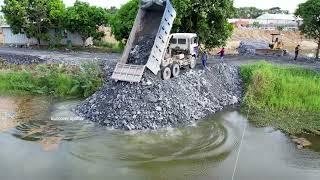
[111,0,199,83]
[255,33,287,56]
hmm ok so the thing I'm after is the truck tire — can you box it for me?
[189,56,196,69]
[161,67,171,80]
[171,63,180,77]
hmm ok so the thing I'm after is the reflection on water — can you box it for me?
[0,96,50,132]
[0,96,320,180]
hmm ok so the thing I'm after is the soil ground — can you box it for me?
[0,47,319,71]
[212,29,318,57]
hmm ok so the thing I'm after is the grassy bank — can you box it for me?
[240,62,320,134]
[0,62,103,98]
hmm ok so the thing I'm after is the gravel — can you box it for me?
[75,63,243,130]
[238,40,269,55]
[127,35,155,65]
[0,53,45,65]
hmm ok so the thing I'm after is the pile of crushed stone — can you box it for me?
[238,40,269,55]
[0,53,44,65]
[75,63,242,130]
[127,35,155,65]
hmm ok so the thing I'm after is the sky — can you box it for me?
[0,0,308,13]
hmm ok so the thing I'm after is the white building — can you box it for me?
[255,13,301,30]
[229,13,302,31]
[0,25,92,46]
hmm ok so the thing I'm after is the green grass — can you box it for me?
[240,62,320,134]
[93,40,123,53]
[0,62,104,98]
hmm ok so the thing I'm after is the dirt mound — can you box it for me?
[0,53,44,65]
[75,63,242,130]
[238,40,269,55]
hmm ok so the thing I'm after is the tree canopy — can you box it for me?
[295,0,320,59]
[110,0,234,49]
[233,7,289,19]
[63,1,109,46]
[109,0,139,45]
[2,0,65,44]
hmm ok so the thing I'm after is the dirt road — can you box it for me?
[0,47,119,65]
[209,55,320,71]
[0,47,319,71]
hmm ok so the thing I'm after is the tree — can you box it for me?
[64,1,109,46]
[234,7,263,19]
[172,0,234,48]
[110,0,234,49]
[252,21,261,29]
[276,25,285,32]
[295,0,320,59]
[268,7,289,14]
[233,7,289,19]
[1,0,66,45]
[109,0,139,45]
[107,6,118,14]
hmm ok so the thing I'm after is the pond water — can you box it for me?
[1,96,320,180]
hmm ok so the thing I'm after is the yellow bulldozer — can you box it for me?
[255,33,287,56]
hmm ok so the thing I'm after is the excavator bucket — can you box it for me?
[111,0,176,83]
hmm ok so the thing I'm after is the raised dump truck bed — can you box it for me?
[111,0,176,83]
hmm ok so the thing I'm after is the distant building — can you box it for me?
[0,25,92,46]
[255,13,301,30]
[229,13,302,31]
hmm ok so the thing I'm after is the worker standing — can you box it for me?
[294,45,300,61]
[201,51,207,68]
[217,48,225,61]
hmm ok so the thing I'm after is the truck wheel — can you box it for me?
[161,67,171,80]
[189,56,196,69]
[171,63,180,77]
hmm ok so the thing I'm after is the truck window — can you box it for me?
[170,38,177,44]
[178,39,186,44]
[193,37,198,44]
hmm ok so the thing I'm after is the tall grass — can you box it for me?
[240,62,320,134]
[0,62,103,98]
[93,40,123,53]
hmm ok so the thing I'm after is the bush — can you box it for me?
[0,62,103,98]
[93,40,123,53]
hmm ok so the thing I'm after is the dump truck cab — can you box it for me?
[169,33,199,57]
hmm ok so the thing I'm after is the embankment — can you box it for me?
[0,62,103,98]
[240,62,320,134]
[76,63,242,130]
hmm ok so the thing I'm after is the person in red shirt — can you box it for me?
[217,47,225,61]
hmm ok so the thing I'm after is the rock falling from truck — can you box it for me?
[75,63,242,130]
[127,35,156,65]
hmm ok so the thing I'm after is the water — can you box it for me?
[1,96,320,180]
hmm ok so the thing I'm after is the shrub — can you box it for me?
[0,62,103,98]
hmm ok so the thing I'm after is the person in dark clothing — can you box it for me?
[201,51,208,68]
[217,48,225,61]
[294,45,300,60]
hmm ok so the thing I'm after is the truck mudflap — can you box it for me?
[111,63,146,83]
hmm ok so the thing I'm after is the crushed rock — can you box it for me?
[0,53,44,65]
[238,40,269,55]
[75,63,243,130]
[127,35,155,65]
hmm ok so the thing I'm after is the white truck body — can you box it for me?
[111,0,198,83]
